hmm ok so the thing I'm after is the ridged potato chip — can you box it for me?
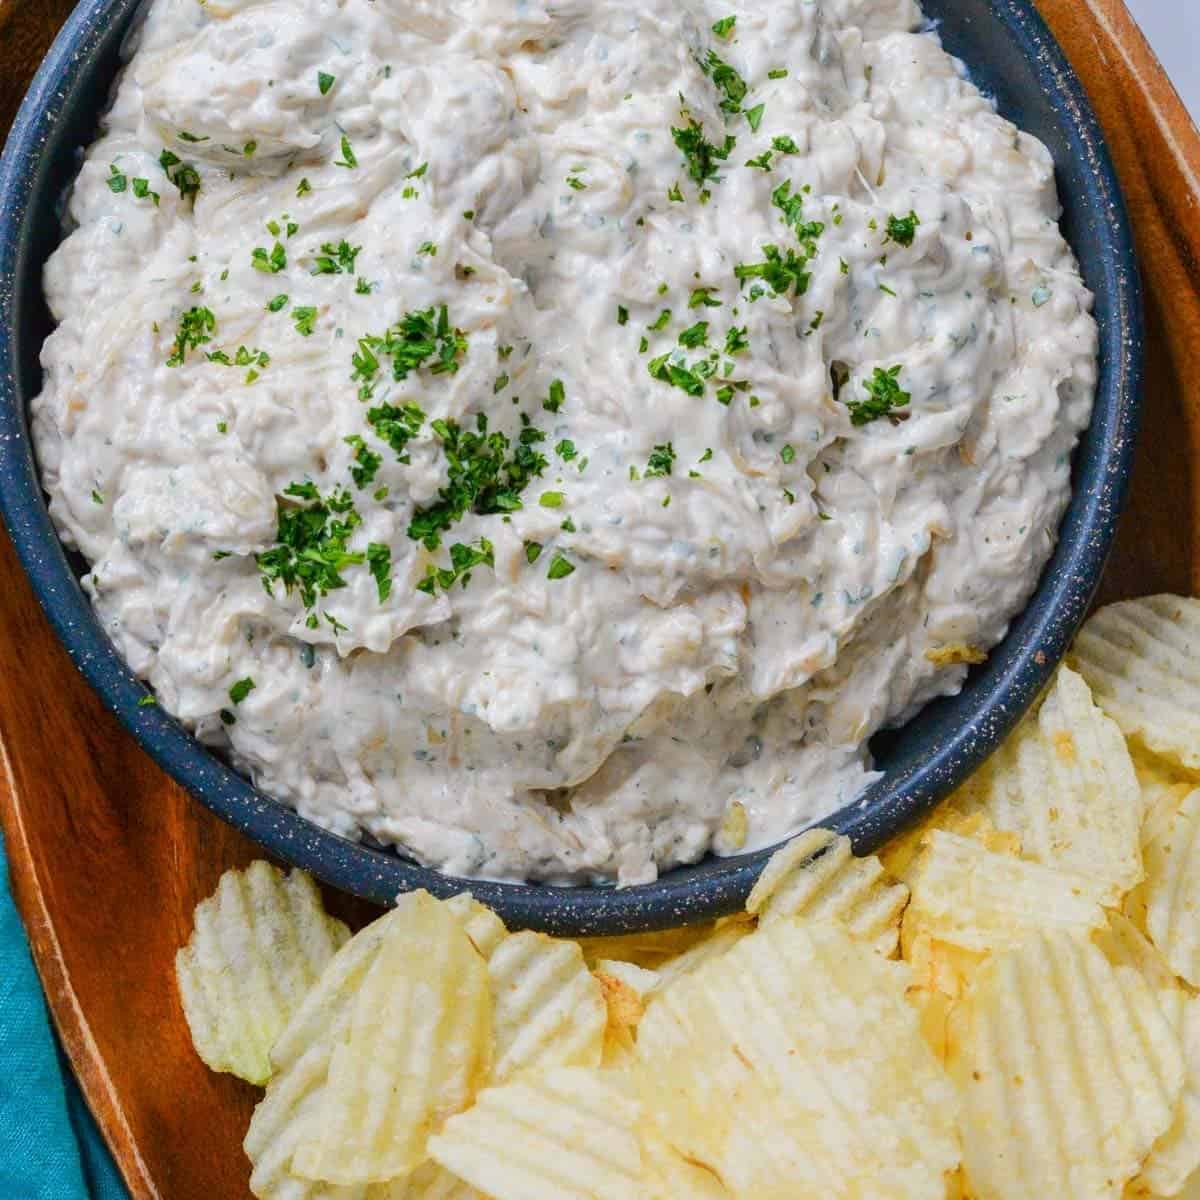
[1142,788,1200,987]
[951,666,1142,903]
[746,828,909,955]
[639,1121,730,1199]
[577,923,719,971]
[948,931,1183,1200]
[880,808,1021,881]
[487,930,606,1082]
[635,919,960,1198]
[293,891,491,1184]
[903,830,1107,956]
[652,915,753,990]
[1069,595,1200,773]
[428,1067,644,1200]
[445,892,508,959]
[176,861,349,1085]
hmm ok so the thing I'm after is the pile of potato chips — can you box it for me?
[175,594,1200,1199]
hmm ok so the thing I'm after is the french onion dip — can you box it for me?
[33,0,1098,884]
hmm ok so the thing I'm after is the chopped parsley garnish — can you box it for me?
[525,541,543,564]
[543,379,565,413]
[165,306,215,366]
[131,177,159,204]
[229,677,256,704]
[407,161,428,179]
[879,282,897,297]
[317,71,336,95]
[292,306,318,336]
[355,277,372,295]
[539,491,564,508]
[344,434,382,487]
[780,444,796,464]
[334,136,357,169]
[768,67,789,79]
[672,110,735,188]
[711,15,736,38]
[267,293,289,312]
[494,372,510,394]
[745,150,773,171]
[352,305,466,398]
[772,135,799,154]
[885,211,920,247]
[566,175,586,191]
[312,240,361,274]
[845,365,911,426]
[647,352,708,397]
[771,180,824,244]
[367,542,392,601]
[177,131,208,143]
[555,439,577,461]
[745,103,765,132]
[724,325,749,355]
[560,517,577,533]
[297,177,312,197]
[407,413,548,550]
[702,51,748,115]
[699,448,714,463]
[365,402,425,461]
[689,288,722,308]
[137,695,157,706]
[667,182,684,202]
[91,489,103,505]
[645,443,676,477]
[243,141,257,157]
[159,149,200,202]
[734,244,811,297]
[648,309,672,332]
[547,553,575,580]
[256,483,365,610]
[679,321,708,349]
[251,241,287,273]
[617,305,629,325]
[217,421,228,433]
[106,164,127,193]
[498,345,514,361]
[417,538,494,594]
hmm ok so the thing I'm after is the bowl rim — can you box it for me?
[0,0,1142,935]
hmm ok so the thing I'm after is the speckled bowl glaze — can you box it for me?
[0,0,1140,934]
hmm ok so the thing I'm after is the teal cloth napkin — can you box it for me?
[1,829,128,1199]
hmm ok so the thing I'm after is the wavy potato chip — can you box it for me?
[428,1067,644,1200]
[577,923,720,971]
[879,806,1021,881]
[293,891,491,1185]
[639,1121,730,1199]
[635,919,959,1198]
[747,828,909,955]
[951,666,1143,904]
[1142,788,1200,988]
[1069,595,1200,773]
[175,861,349,1085]
[903,830,1108,956]
[487,931,606,1082]
[445,892,508,960]
[652,915,753,991]
[948,931,1183,1200]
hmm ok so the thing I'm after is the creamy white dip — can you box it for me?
[33,0,1097,884]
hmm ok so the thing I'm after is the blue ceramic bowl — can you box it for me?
[0,0,1141,935]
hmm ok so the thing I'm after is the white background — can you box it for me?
[1126,2,1200,121]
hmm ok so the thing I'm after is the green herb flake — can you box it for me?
[648,309,672,332]
[543,379,565,413]
[317,71,336,95]
[547,553,575,580]
[672,109,736,189]
[344,434,383,488]
[644,443,675,477]
[702,51,748,115]
[845,364,911,426]
[367,542,392,602]
[780,444,796,464]
[355,277,372,295]
[229,677,256,705]
[689,287,722,308]
[772,135,799,154]
[267,293,289,312]
[724,325,749,355]
[335,136,358,169]
[165,306,216,366]
[667,182,684,202]
[555,438,577,461]
[494,372,510,394]
[106,164,127,193]
[417,240,437,257]
[734,244,812,297]
[745,150,773,171]
[251,241,288,274]
[745,103,765,132]
[177,131,209,143]
[137,695,157,707]
[525,541,543,564]
[711,15,736,38]
[159,148,200,202]
[768,67,789,79]
[885,210,920,247]
[566,175,586,191]
[297,177,312,197]
[617,305,629,326]
[243,141,257,157]
[539,491,564,508]
[678,321,708,349]
[312,239,361,275]
[292,306,318,336]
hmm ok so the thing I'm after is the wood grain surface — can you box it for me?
[2,1,1199,1196]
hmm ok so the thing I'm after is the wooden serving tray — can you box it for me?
[2,1,1199,1196]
